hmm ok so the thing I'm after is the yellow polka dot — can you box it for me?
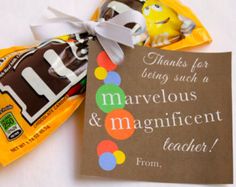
[94,67,107,80]
[113,150,126,165]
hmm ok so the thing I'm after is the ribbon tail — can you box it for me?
[97,35,125,65]
[47,7,80,22]
[31,22,83,41]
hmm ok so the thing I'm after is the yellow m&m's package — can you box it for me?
[0,33,89,166]
[0,0,212,167]
[95,0,212,50]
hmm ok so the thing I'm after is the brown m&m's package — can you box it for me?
[94,0,212,50]
[0,34,90,166]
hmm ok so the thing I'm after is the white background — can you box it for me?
[0,0,235,187]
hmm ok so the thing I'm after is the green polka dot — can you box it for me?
[96,84,126,113]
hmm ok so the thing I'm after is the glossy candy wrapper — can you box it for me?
[0,34,90,166]
[0,0,211,166]
[94,0,211,49]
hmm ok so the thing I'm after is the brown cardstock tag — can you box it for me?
[81,40,233,184]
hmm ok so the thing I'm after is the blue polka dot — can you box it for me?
[104,72,121,86]
[99,152,116,171]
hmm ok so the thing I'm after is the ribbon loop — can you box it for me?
[95,21,134,48]
[31,7,146,64]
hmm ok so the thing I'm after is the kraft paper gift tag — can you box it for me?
[81,40,233,184]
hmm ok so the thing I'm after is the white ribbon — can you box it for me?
[31,7,146,65]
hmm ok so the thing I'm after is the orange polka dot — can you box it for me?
[105,109,135,140]
[97,140,118,156]
[97,51,117,71]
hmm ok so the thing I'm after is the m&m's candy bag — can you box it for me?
[0,33,90,166]
[94,0,211,50]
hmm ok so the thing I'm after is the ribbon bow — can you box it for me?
[31,7,146,65]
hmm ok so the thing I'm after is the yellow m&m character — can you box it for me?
[142,0,195,47]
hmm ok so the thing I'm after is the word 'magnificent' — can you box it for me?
[91,110,223,134]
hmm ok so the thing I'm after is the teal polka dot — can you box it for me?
[104,72,121,86]
[99,152,116,171]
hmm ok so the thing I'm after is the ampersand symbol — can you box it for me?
[89,112,102,127]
